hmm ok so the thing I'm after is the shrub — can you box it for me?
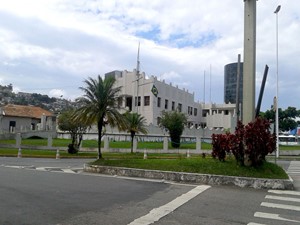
[212,133,234,161]
[243,117,276,166]
[212,117,276,167]
[68,143,78,154]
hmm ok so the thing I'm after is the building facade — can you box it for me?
[106,70,236,130]
[0,104,56,133]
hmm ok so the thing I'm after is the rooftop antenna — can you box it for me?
[203,70,206,104]
[209,64,212,103]
[135,42,141,113]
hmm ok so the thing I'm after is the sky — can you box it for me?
[0,0,299,111]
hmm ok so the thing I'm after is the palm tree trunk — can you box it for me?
[130,132,135,154]
[97,121,103,159]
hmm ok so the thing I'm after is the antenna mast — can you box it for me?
[135,42,140,113]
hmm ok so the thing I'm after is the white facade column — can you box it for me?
[163,136,168,151]
[47,135,53,148]
[133,137,137,152]
[104,136,109,152]
[243,0,257,124]
[196,136,201,151]
[16,133,21,148]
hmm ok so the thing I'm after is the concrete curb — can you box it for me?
[84,165,294,190]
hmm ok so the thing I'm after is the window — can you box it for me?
[157,97,161,107]
[188,106,193,115]
[118,97,123,107]
[194,108,197,116]
[157,117,161,126]
[172,101,175,111]
[135,96,141,106]
[144,96,150,106]
[178,103,182,112]
[165,99,168,109]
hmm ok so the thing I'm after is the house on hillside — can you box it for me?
[0,104,56,133]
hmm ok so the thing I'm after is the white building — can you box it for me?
[105,70,237,131]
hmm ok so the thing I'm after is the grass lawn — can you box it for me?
[0,148,97,158]
[91,154,288,179]
[0,138,212,150]
[0,146,289,179]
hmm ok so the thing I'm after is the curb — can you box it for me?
[84,165,294,190]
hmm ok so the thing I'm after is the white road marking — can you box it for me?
[247,223,266,225]
[265,195,300,203]
[268,190,300,196]
[61,169,76,174]
[35,167,47,171]
[127,185,211,225]
[254,212,300,223]
[261,202,300,211]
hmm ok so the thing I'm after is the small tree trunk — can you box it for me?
[130,132,135,154]
[97,121,103,159]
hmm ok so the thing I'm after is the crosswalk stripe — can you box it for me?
[265,195,300,203]
[268,190,300,196]
[128,185,211,225]
[247,223,266,225]
[254,212,300,223]
[261,202,300,211]
[61,169,76,174]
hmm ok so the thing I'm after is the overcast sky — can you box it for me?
[0,0,299,111]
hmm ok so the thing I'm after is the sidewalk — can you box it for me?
[275,160,300,191]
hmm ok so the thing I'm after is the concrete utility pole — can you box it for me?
[242,0,257,124]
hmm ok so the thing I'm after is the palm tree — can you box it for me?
[123,112,148,153]
[160,110,187,148]
[73,75,124,159]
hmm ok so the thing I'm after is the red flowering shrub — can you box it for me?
[211,117,276,167]
[243,117,276,166]
[212,132,234,161]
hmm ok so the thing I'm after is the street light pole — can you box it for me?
[274,5,281,158]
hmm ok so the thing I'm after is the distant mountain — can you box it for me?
[0,84,77,113]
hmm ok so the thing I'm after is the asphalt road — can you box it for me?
[0,157,299,225]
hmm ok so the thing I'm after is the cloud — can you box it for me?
[0,0,299,111]
[49,89,65,98]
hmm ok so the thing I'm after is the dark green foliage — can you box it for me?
[73,75,125,159]
[122,112,148,153]
[261,106,300,131]
[212,117,276,167]
[160,111,188,148]
[58,109,88,153]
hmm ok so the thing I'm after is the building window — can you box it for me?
[188,106,193,115]
[178,103,182,112]
[157,97,161,107]
[172,101,175,111]
[144,96,150,106]
[165,99,168,110]
[194,108,197,116]
[157,117,161,126]
[202,110,209,117]
[135,96,141,106]
[118,97,123,107]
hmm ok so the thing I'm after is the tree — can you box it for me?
[160,110,188,148]
[122,112,148,153]
[261,106,299,131]
[57,109,88,154]
[73,75,125,159]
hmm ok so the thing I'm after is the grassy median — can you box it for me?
[91,154,289,179]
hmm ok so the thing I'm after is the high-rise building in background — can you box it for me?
[224,62,243,104]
